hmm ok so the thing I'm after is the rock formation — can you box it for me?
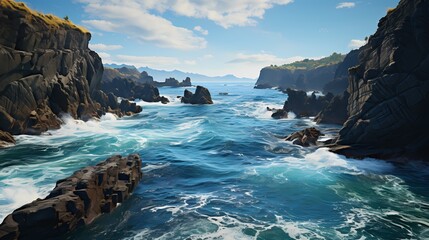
[102,67,192,88]
[271,109,288,119]
[91,90,142,117]
[285,127,323,147]
[315,91,349,125]
[0,1,141,137]
[0,154,142,240]
[0,130,15,148]
[100,77,169,104]
[283,89,334,117]
[323,49,360,95]
[181,86,213,104]
[332,0,429,159]
[254,53,344,91]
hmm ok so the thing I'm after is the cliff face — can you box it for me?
[255,64,339,91]
[334,0,429,158]
[0,1,103,135]
[323,49,360,94]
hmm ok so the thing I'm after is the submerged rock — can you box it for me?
[0,154,143,240]
[271,109,288,119]
[181,86,213,104]
[285,127,323,147]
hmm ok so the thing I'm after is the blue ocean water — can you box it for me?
[0,81,428,239]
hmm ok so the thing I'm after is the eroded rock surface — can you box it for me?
[333,0,429,159]
[181,86,213,104]
[0,154,143,240]
[285,127,323,147]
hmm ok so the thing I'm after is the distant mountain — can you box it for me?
[103,64,254,82]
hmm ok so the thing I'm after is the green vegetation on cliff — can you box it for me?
[0,0,89,33]
[269,53,345,71]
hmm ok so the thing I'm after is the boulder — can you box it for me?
[181,86,213,104]
[0,154,143,240]
[285,127,323,147]
[271,109,288,119]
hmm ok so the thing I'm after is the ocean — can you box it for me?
[0,81,428,239]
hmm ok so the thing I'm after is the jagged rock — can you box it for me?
[315,91,349,125]
[0,154,143,240]
[323,49,360,95]
[285,127,323,147]
[283,89,334,117]
[0,130,15,148]
[100,77,169,104]
[271,109,288,119]
[0,1,105,136]
[181,86,213,104]
[332,0,429,159]
[91,90,141,117]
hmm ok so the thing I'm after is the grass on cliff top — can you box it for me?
[268,52,346,70]
[0,0,89,33]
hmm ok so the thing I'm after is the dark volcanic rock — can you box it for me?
[271,109,288,119]
[0,3,105,135]
[181,86,213,104]
[315,91,349,125]
[100,77,169,104]
[91,90,142,117]
[285,127,323,147]
[0,154,143,240]
[283,89,334,117]
[323,49,360,95]
[0,130,15,148]
[332,0,429,159]
[154,77,192,88]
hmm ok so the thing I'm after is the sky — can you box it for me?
[22,0,399,78]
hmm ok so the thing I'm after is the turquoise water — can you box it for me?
[0,81,428,239]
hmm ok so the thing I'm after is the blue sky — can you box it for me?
[23,0,399,78]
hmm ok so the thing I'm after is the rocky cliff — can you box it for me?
[0,154,142,240]
[254,53,344,91]
[323,49,360,94]
[0,1,141,139]
[333,0,429,159]
[0,1,103,135]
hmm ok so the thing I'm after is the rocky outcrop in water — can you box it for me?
[0,154,142,240]
[323,49,360,95]
[285,127,323,147]
[102,67,192,88]
[181,86,213,104]
[91,90,142,117]
[332,0,429,159]
[101,77,169,104]
[283,89,334,117]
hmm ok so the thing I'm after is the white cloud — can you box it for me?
[184,60,197,65]
[194,26,208,35]
[79,1,206,50]
[228,53,292,64]
[336,2,356,9]
[349,39,366,49]
[203,54,214,59]
[89,43,123,51]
